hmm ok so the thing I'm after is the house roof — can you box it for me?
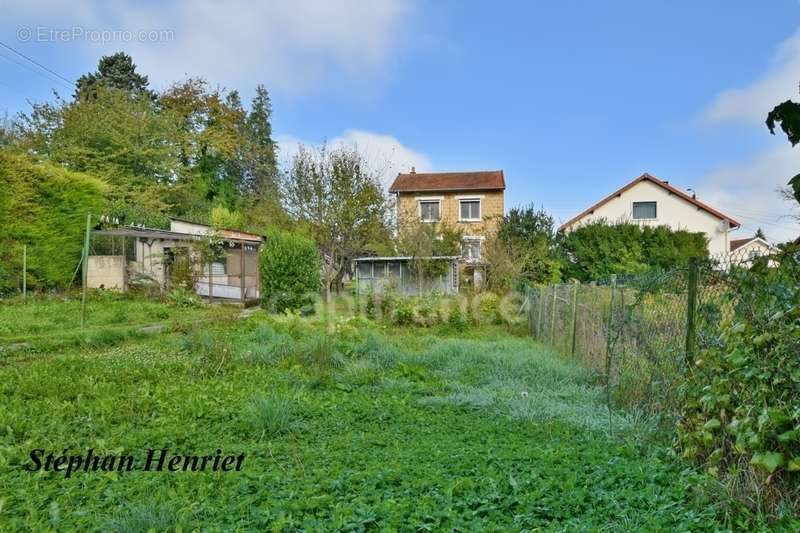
[95,226,262,244]
[168,217,263,241]
[730,236,776,252]
[388,170,505,193]
[558,173,741,231]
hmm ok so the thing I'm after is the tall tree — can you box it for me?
[245,85,278,194]
[159,78,249,218]
[766,85,800,205]
[498,205,561,283]
[75,52,154,100]
[15,85,180,227]
[240,85,286,230]
[283,144,388,302]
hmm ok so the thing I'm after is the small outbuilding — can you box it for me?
[87,219,263,303]
[354,256,460,295]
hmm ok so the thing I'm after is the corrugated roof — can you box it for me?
[558,173,741,231]
[388,170,505,193]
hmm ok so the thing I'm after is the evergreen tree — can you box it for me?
[245,85,278,195]
[75,52,154,100]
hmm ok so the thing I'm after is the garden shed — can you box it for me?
[87,219,263,303]
[354,256,460,295]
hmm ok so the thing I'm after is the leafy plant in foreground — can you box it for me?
[678,255,800,515]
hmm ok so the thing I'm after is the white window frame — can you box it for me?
[417,197,442,223]
[458,196,482,222]
[461,235,484,262]
[631,201,657,220]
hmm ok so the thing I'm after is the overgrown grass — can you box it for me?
[0,290,232,339]
[0,292,236,355]
[0,311,772,529]
[246,394,297,437]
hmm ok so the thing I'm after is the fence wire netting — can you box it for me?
[525,247,794,424]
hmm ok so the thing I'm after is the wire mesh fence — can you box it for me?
[525,246,794,425]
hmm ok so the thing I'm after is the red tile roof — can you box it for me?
[729,238,754,252]
[730,237,777,252]
[389,170,505,193]
[558,173,741,231]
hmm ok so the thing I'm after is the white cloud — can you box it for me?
[7,0,413,93]
[695,143,800,243]
[275,129,432,190]
[699,31,800,126]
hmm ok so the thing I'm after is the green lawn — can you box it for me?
[0,310,734,530]
[0,293,236,354]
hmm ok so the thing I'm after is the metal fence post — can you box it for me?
[528,286,535,337]
[604,275,617,416]
[550,284,558,345]
[80,214,91,329]
[537,286,545,339]
[22,244,27,302]
[685,258,699,365]
[239,242,246,305]
[570,281,579,357]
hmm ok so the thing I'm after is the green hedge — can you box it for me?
[259,229,321,313]
[0,152,107,294]
[560,221,708,281]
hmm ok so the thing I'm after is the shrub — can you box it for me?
[260,229,321,313]
[167,287,202,308]
[448,305,469,331]
[474,292,502,325]
[392,298,414,326]
[678,255,800,515]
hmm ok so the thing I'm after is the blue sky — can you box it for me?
[3,0,800,240]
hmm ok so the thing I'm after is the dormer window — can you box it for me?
[632,201,657,220]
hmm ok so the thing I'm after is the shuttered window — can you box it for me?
[205,262,226,276]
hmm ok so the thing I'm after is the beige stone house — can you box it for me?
[559,173,741,257]
[388,168,505,287]
[390,169,505,258]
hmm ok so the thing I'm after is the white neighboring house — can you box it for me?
[729,236,780,266]
[558,173,741,256]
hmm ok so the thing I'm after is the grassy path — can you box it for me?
[0,315,727,530]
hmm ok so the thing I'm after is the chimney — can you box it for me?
[410,166,416,174]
